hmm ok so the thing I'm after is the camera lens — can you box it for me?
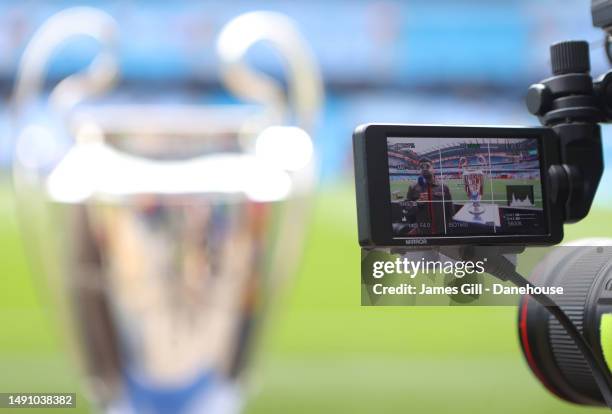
[518,243,612,406]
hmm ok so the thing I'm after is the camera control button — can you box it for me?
[527,83,551,115]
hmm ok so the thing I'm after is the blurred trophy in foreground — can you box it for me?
[459,156,486,218]
[11,7,322,414]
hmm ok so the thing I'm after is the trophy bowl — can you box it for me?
[11,8,322,414]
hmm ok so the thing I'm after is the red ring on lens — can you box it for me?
[519,295,569,401]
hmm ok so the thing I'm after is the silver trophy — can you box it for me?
[11,8,322,414]
[460,156,486,217]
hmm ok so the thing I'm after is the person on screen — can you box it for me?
[404,157,454,235]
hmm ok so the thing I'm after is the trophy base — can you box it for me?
[453,203,501,227]
[469,208,484,217]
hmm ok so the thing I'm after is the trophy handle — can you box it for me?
[216,11,323,132]
[215,10,324,324]
[12,7,119,119]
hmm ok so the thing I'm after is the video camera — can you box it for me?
[354,33,611,248]
[353,0,612,408]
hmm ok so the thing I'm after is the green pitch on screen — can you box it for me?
[390,178,543,209]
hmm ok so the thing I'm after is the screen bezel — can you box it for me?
[354,124,564,247]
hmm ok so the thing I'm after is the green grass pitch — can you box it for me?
[0,179,609,414]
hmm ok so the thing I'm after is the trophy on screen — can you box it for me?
[459,156,487,218]
[11,8,322,414]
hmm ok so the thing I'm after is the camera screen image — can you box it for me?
[387,137,546,238]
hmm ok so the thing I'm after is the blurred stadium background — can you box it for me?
[0,0,611,413]
[388,138,543,205]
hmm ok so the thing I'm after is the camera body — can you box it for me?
[355,38,610,250]
[354,124,565,247]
